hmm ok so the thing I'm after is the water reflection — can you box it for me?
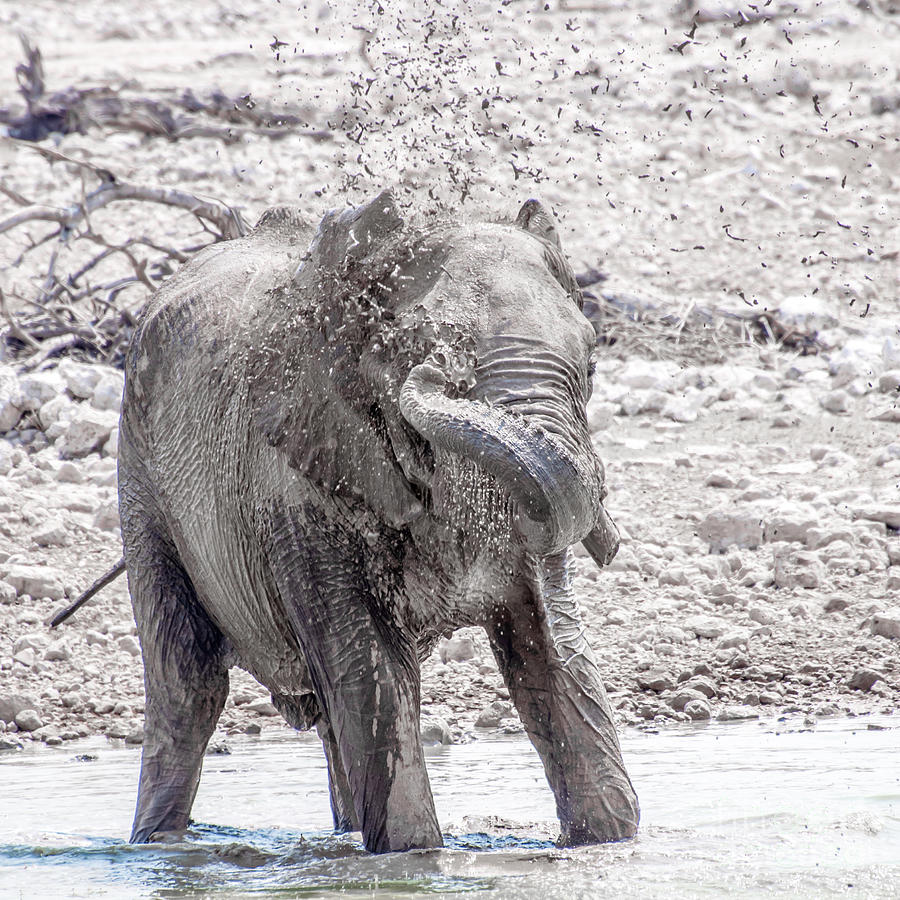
[0,717,897,898]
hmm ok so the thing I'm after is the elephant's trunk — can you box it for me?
[399,361,607,556]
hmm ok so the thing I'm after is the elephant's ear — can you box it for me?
[302,189,404,277]
[516,199,582,309]
[515,199,561,248]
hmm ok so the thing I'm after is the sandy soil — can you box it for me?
[0,0,898,750]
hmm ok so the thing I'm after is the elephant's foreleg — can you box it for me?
[488,551,639,845]
[317,717,359,833]
[124,521,229,843]
[269,524,441,853]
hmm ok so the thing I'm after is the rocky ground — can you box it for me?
[0,0,898,753]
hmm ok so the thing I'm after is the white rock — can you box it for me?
[93,501,120,533]
[103,427,119,458]
[774,295,839,333]
[699,508,764,551]
[34,517,69,548]
[438,634,477,664]
[43,640,70,662]
[117,635,141,657]
[14,709,43,732]
[246,699,279,716]
[662,395,700,423]
[0,442,12,476]
[763,508,818,544]
[820,390,850,413]
[57,360,102,399]
[0,581,16,604]
[37,395,75,432]
[748,606,778,626]
[869,608,900,639]
[619,359,679,391]
[877,370,900,393]
[684,614,728,639]
[55,461,83,483]
[852,505,900,530]
[57,407,119,459]
[13,648,35,667]
[420,714,453,745]
[1,564,66,600]
[91,371,124,412]
[773,548,825,590]
[883,337,900,371]
[12,633,49,654]
[17,371,65,413]
[0,367,22,432]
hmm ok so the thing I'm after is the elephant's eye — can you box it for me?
[587,353,597,378]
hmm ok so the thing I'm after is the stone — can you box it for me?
[773,549,825,590]
[91,371,125,412]
[1,564,66,600]
[670,688,706,711]
[104,427,119,458]
[55,461,83,484]
[685,676,718,698]
[823,596,849,613]
[38,394,76,433]
[12,633,48,654]
[94,502,120,532]
[0,693,40,724]
[14,709,43,732]
[698,508,764,551]
[43,640,70,662]
[619,359,678,390]
[748,606,778,625]
[774,295,838,334]
[0,442,13,475]
[718,630,751,650]
[84,630,108,646]
[717,705,759,721]
[0,582,16,605]
[684,615,727,639]
[636,669,675,692]
[851,505,900,530]
[57,407,120,459]
[117,635,141,657]
[420,714,453,745]
[438,634,477,664]
[0,367,22,432]
[474,700,515,728]
[12,648,36,667]
[125,726,144,744]
[820,390,850,414]
[763,510,818,545]
[0,737,22,751]
[878,370,900,393]
[33,517,69,548]
[58,360,102,399]
[705,470,737,488]
[684,699,711,721]
[17,372,65,414]
[869,609,900,640]
[246,699,279,716]
[848,669,882,692]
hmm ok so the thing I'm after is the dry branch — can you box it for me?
[1,144,249,368]
[1,37,332,145]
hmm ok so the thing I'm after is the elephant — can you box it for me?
[117,189,640,853]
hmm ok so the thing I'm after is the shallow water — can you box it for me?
[1,716,898,899]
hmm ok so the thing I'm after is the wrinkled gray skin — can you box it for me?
[119,190,639,853]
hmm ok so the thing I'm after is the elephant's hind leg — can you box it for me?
[125,530,229,843]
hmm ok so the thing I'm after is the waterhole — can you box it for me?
[1,717,897,898]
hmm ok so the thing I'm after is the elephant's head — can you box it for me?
[328,192,618,565]
[255,190,617,566]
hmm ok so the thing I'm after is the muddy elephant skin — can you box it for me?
[118,190,639,852]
